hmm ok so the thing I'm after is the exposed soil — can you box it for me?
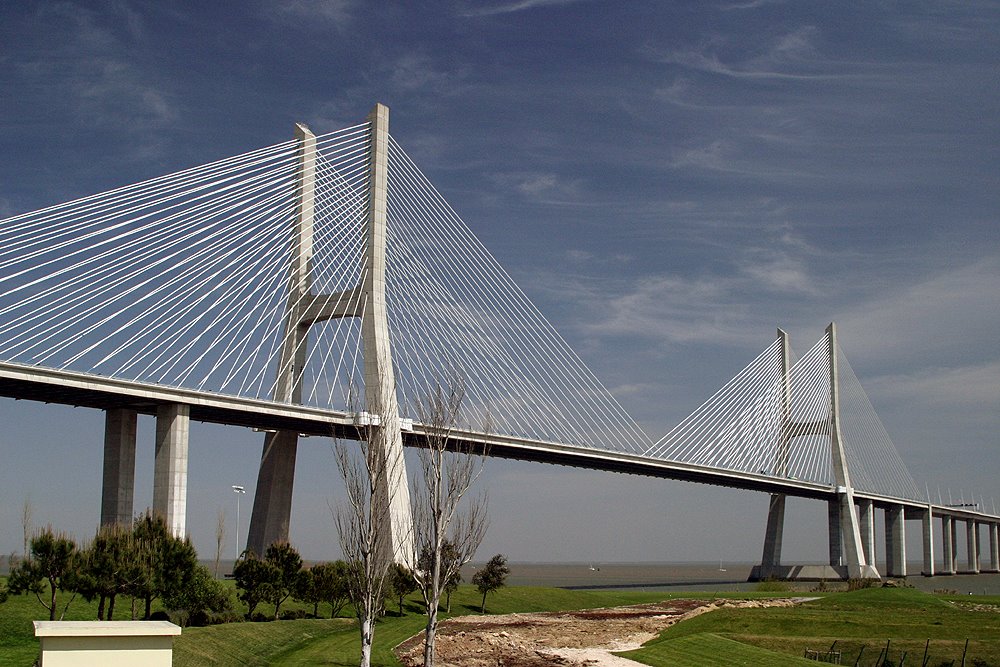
[395,598,805,667]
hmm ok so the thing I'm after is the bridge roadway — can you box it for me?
[0,360,995,525]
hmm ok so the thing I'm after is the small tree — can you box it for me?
[76,523,141,620]
[22,496,32,559]
[387,563,417,616]
[332,399,402,667]
[232,550,276,619]
[472,554,509,614]
[440,542,463,614]
[263,541,303,619]
[311,560,351,618]
[411,381,489,667]
[214,509,226,579]
[8,527,80,621]
[163,564,233,625]
[293,566,319,616]
[128,513,198,619]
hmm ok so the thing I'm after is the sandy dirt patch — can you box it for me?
[395,598,805,667]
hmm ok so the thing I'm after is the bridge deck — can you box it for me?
[0,361,994,522]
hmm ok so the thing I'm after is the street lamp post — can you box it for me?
[232,485,246,561]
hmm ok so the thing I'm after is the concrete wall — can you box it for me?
[34,621,180,667]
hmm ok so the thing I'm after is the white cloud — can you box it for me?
[489,171,585,203]
[20,4,178,131]
[652,26,874,82]
[271,0,353,24]
[834,256,1000,367]
[461,0,588,17]
[865,361,1000,413]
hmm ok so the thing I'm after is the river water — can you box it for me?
[462,562,1000,595]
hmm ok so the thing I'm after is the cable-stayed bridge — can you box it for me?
[0,104,995,580]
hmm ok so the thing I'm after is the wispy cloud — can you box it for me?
[720,0,788,10]
[270,0,353,25]
[21,4,177,131]
[650,26,874,82]
[865,361,1000,413]
[461,0,588,17]
[489,171,584,203]
[834,256,1000,368]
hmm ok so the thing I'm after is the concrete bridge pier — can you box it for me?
[921,505,935,576]
[885,504,906,577]
[859,499,876,567]
[941,514,955,574]
[101,405,190,538]
[759,493,786,574]
[828,499,844,567]
[101,408,138,526]
[966,520,980,573]
[988,524,1000,573]
[944,515,958,574]
[153,404,189,538]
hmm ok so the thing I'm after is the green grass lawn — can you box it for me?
[5,577,1000,667]
[621,587,1000,667]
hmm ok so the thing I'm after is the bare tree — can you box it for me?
[22,496,32,559]
[411,382,488,667]
[332,406,401,667]
[214,509,226,578]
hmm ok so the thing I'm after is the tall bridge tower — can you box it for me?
[753,324,879,580]
[246,103,413,561]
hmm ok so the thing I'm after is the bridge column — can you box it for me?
[989,524,1000,573]
[153,404,189,538]
[941,515,955,574]
[101,408,137,526]
[759,494,786,573]
[885,505,906,577]
[828,499,843,567]
[859,499,876,567]
[966,520,980,573]
[922,505,935,576]
[950,516,959,573]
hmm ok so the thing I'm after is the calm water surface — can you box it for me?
[461,562,1000,595]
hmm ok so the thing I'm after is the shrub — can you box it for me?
[848,577,878,591]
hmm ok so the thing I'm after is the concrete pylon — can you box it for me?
[859,499,876,566]
[247,104,413,562]
[989,524,1000,573]
[885,505,906,577]
[942,514,955,574]
[101,408,138,526]
[247,122,316,556]
[922,505,935,576]
[752,324,879,581]
[153,403,189,538]
[359,104,414,566]
[758,329,791,574]
[967,520,980,573]
[827,323,879,579]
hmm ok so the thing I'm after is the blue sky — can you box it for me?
[1,1,997,564]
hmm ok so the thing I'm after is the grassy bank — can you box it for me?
[622,587,1000,667]
[5,577,1000,666]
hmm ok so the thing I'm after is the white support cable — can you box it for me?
[385,137,649,451]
